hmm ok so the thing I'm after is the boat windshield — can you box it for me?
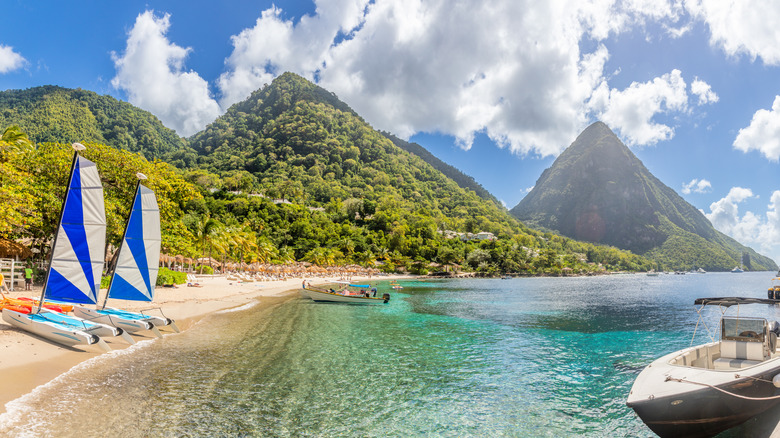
[722,317,766,342]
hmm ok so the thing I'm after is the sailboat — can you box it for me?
[2,143,133,349]
[72,173,179,335]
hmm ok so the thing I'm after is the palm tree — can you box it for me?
[254,238,276,264]
[0,125,33,162]
[353,250,375,268]
[193,215,220,273]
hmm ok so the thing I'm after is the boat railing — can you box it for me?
[140,306,171,320]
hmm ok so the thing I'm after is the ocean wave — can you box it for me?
[216,300,260,314]
[0,338,156,435]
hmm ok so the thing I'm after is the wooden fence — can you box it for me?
[0,258,26,291]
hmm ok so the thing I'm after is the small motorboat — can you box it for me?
[627,297,780,437]
[301,281,389,304]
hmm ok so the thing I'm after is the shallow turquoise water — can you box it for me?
[3,272,780,437]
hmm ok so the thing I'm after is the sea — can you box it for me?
[3,272,780,437]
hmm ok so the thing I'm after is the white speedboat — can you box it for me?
[627,297,780,437]
[301,282,390,304]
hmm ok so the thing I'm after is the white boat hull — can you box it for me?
[2,308,103,348]
[73,305,154,332]
[301,289,389,304]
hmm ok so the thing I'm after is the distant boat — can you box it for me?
[627,297,780,437]
[2,143,131,349]
[697,267,707,274]
[72,174,179,336]
[646,270,659,277]
[301,281,389,304]
[731,266,744,273]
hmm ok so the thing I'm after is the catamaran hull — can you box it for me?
[72,306,154,332]
[146,315,180,333]
[627,348,780,437]
[301,289,388,304]
[2,308,100,348]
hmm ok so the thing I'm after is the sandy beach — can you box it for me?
[0,274,409,413]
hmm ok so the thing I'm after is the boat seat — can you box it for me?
[713,339,767,370]
[713,357,762,370]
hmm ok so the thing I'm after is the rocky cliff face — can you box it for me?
[511,122,777,271]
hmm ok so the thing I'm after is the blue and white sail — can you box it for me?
[107,179,160,302]
[44,149,106,304]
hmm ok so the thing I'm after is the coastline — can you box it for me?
[0,273,413,414]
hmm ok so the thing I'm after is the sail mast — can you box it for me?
[36,143,85,314]
[101,174,144,309]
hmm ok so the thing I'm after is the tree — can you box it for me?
[193,215,220,273]
[0,125,33,161]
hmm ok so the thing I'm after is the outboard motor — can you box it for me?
[770,288,776,300]
[382,293,390,303]
[770,320,780,337]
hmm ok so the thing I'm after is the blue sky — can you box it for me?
[3,0,780,264]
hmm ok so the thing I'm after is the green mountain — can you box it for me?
[381,132,501,205]
[510,121,777,271]
[0,85,187,161]
[185,72,652,272]
[1,75,656,274]
[189,72,528,241]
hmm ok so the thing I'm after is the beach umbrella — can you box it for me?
[0,238,33,259]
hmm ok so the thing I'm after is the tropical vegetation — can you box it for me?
[0,75,683,275]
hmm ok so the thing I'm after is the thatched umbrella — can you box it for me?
[0,238,32,259]
[159,253,173,268]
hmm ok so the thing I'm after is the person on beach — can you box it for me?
[24,264,33,291]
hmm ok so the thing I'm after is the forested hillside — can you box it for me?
[0,133,199,257]
[183,72,653,273]
[0,86,188,161]
[381,132,500,205]
[0,76,657,274]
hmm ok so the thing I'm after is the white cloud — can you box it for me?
[217,0,371,109]
[733,96,780,161]
[682,178,711,194]
[111,11,221,137]
[113,2,705,149]
[690,77,718,105]
[705,187,755,239]
[686,0,780,65]
[0,45,26,73]
[705,188,780,264]
[589,69,688,146]
[213,0,688,156]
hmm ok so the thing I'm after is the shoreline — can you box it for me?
[0,273,414,414]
